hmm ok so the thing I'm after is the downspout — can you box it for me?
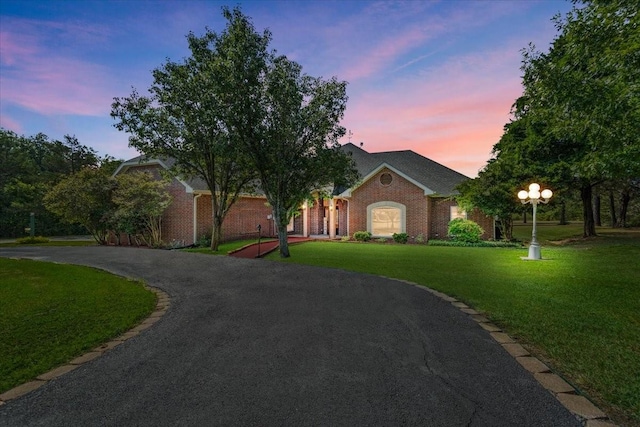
[193,193,202,245]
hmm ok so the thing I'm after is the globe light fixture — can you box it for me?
[518,183,553,260]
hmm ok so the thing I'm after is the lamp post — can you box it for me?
[518,183,553,260]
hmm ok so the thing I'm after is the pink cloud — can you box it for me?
[0,19,116,116]
[341,46,524,177]
[0,114,23,133]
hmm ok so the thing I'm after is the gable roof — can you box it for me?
[113,156,208,193]
[339,143,469,196]
[116,143,469,198]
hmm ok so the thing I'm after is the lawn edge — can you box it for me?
[388,277,619,427]
[0,285,170,405]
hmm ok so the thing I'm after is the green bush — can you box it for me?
[415,233,426,244]
[196,233,212,248]
[340,235,351,242]
[353,231,372,242]
[447,218,484,243]
[16,236,50,244]
[392,232,408,244]
[375,238,388,244]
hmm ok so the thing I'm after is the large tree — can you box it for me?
[112,7,357,256]
[112,172,172,247]
[519,0,640,237]
[241,55,358,257]
[111,7,267,250]
[43,168,115,244]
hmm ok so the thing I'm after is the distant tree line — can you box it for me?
[457,0,640,240]
[0,128,112,237]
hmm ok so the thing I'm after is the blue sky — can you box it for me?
[0,0,573,177]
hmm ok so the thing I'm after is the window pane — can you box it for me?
[372,207,401,236]
[450,206,466,220]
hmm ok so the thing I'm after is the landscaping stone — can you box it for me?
[516,356,550,373]
[502,343,530,357]
[585,420,618,427]
[70,352,103,365]
[490,332,514,344]
[557,393,607,419]
[479,322,502,332]
[534,372,575,394]
[36,365,79,381]
[0,380,45,401]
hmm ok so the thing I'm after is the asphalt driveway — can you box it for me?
[0,246,579,426]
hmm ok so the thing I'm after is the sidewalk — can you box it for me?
[229,236,312,258]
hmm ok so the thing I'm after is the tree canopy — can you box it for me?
[112,6,357,255]
[458,0,639,237]
[111,7,268,250]
[0,128,102,238]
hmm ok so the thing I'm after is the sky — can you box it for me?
[0,0,574,177]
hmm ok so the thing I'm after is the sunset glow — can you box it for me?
[0,1,571,177]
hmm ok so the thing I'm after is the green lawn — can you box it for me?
[182,238,276,255]
[268,227,640,425]
[0,258,156,393]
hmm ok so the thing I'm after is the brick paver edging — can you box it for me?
[387,277,619,427]
[0,286,170,406]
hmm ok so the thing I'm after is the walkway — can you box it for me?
[229,236,312,258]
[0,246,581,426]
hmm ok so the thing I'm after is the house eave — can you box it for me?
[337,162,436,197]
[113,158,195,194]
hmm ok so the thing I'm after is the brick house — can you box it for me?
[113,143,494,245]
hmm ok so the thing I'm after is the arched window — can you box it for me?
[367,201,406,237]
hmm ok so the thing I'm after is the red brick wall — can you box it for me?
[430,198,494,240]
[112,165,194,246]
[348,168,428,238]
[429,198,455,240]
[336,199,348,236]
[194,195,275,242]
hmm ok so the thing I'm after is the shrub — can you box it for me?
[392,232,408,244]
[340,235,351,242]
[196,233,212,248]
[375,238,388,244]
[353,231,372,242]
[447,218,484,243]
[415,233,426,244]
[16,236,50,244]
[428,239,522,248]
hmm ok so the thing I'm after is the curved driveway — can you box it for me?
[0,246,578,426]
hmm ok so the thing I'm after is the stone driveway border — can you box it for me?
[0,281,170,405]
[0,247,617,426]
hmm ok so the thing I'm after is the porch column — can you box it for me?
[329,198,336,239]
[302,201,309,237]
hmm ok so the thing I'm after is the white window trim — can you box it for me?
[367,201,406,237]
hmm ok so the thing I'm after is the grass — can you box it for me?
[182,238,276,255]
[267,226,640,426]
[0,258,156,393]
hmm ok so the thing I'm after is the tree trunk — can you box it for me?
[581,183,597,237]
[499,215,513,241]
[616,189,630,228]
[593,195,601,226]
[211,215,223,251]
[272,207,290,258]
[609,190,617,227]
[559,200,568,225]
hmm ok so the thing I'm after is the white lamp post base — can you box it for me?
[525,243,542,260]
